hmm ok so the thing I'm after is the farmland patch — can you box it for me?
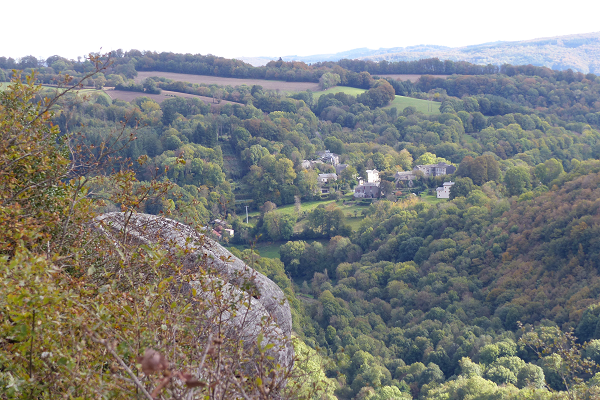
[134,71,320,92]
[105,88,239,105]
[377,74,450,82]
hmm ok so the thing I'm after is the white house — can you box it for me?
[365,169,380,183]
[436,181,455,199]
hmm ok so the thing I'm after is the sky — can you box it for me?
[3,0,599,62]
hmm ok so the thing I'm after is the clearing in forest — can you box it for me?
[312,86,367,99]
[312,86,440,114]
[386,95,440,114]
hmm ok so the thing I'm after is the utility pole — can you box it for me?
[245,205,249,224]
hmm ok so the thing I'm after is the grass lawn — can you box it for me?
[311,87,440,115]
[345,215,365,230]
[420,194,446,205]
[246,199,337,219]
[312,86,366,100]
[226,242,282,260]
[386,96,440,115]
[462,133,477,144]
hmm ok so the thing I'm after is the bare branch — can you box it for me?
[87,331,155,400]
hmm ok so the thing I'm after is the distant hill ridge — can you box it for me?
[241,32,600,73]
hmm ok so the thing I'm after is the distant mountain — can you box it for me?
[361,32,600,73]
[242,32,600,73]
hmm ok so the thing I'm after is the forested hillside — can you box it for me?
[3,50,600,399]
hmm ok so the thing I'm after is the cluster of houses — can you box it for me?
[395,162,456,198]
[210,219,234,240]
[303,150,350,194]
[302,150,458,199]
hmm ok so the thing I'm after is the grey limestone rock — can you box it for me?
[93,212,294,370]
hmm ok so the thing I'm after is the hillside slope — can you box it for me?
[276,32,600,73]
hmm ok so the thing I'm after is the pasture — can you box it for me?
[420,194,446,205]
[134,71,320,92]
[227,242,283,260]
[386,95,440,114]
[311,86,440,115]
[312,86,367,99]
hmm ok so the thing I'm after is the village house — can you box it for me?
[354,182,381,198]
[318,173,337,184]
[366,169,380,183]
[301,159,323,169]
[210,219,234,240]
[436,181,455,199]
[414,162,456,177]
[316,150,340,166]
[318,173,338,194]
[359,169,380,185]
[395,171,417,186]
[335,164,349,175]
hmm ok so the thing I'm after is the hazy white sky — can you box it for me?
[3,0,599,61]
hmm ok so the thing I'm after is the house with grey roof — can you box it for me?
[316,150,340,166]
[354,182,380,198]
[335,164,349,175]
[318,173,337,184]
[414,162,456,177]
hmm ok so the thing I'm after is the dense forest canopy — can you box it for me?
[3,49,600,399]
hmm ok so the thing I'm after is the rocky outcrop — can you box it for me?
[93,212,294,370]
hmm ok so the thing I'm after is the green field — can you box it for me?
[386,95,440,115]
[311,86,440,115]
[312,86,367,100]
[462,133,477,144]
[227,242,283,260]
[227,238,331,261]
[420,194,446,205]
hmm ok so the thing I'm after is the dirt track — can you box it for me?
[134,71,320,92]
